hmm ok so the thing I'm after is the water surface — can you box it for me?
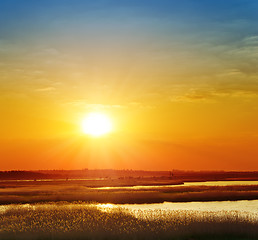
[95,180,258,190]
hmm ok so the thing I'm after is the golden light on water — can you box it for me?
[81,112,113,137]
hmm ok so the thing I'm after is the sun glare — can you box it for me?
[82,112,112,137]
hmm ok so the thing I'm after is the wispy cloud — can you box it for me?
[65,100,126,110]
[34,87,56,92]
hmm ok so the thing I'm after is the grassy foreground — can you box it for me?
[0,202,258,240]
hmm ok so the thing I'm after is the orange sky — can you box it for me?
[1,0,258,170]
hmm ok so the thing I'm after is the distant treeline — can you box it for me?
[0,171,48,180]
[171,170,258,182]
[0,169,258,181]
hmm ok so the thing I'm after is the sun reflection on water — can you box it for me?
[97,203,117,212]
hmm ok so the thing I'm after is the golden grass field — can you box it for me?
[0,179,258,239]
[0,201,258,240]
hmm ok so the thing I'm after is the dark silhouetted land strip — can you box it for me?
[1,169,258,181]
[0,178,258,204]
[0,170,258,204]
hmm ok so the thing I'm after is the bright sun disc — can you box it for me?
[82,112,112,137]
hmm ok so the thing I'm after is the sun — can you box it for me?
[81,112,112,137]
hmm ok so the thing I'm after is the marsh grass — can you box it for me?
[0,202,257,240]
[1,180,258,204]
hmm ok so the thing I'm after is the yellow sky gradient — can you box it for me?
[1,0,258,170]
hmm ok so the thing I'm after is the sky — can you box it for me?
[0,0,258,171]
